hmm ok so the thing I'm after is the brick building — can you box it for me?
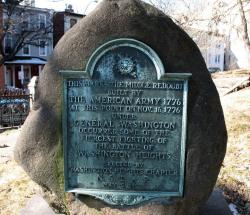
[53,8,84,47]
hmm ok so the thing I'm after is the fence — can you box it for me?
[0,88,30,128]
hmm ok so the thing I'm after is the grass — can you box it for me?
[0,161,41,215]
[212,69,250,78]
[216,73,250,214]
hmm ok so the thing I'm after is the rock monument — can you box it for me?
[14,0,227,214]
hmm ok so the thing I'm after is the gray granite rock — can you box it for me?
[14,0,227,214]
[246,203,250,215]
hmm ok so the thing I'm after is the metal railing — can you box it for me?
[0,88,30,128]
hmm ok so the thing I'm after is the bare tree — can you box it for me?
[0,0,53,65]
[209,0,250,65]
[146,0,174,14]
[145,0,210,30]
[146,0,250,68]
[237,0,250,60]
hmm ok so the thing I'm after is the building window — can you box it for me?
[23,19,29,29]
[216,44,221,49]
[208,53,211,64]
[39,14,46,28]
[23,44,30,55]
[70,18,77,28]
[5,66,13,86]
[215,55,221,63]
[39,40,47,56]
[21,14,30,30]
[23,65,31,85]
[5,33,12,54]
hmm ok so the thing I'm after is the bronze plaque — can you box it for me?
[61,39,190,206]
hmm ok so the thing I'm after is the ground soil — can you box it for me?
[0,70,249,215]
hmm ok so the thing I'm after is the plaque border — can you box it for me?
[61,72,191,206]
[60,38,191,206]
[85,38,165,79]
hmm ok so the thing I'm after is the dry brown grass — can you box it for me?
[0,160,41,215]
[215,70,250,214]
[0,129,41,215]
[212,69,250,79]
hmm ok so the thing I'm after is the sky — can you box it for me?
[34,0,207,15]
[35,0,101,14]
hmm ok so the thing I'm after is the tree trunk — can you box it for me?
[237,0,250,66]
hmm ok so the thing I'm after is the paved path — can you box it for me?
[0,129,20,164]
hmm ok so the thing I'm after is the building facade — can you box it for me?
[188,29,226,71]
[53,9,84,47]
[0,2,53,89]
[198,33,225,71]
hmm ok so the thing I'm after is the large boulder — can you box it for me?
[14,0,227,214]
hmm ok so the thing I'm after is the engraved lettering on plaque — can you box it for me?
[61,39,191,206]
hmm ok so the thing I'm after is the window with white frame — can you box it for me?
[23,44,30,55]
[215,54,221,63]
[21,13,30,30]
[5,33,12,54]
[39,40,47,56]
[39,14,46,29]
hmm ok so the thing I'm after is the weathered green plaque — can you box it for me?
[61,39,191,206]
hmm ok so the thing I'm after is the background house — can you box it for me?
[0,2,85,90]
[0,1,53,89]
[190,30,226,71]
[53,5,84,47]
